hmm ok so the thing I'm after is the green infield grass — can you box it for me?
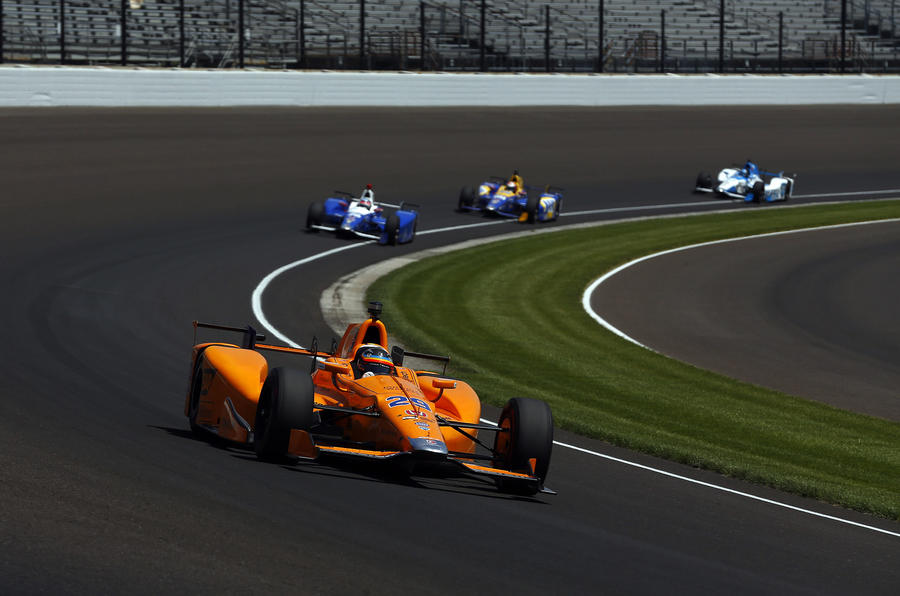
[368,200,900,519]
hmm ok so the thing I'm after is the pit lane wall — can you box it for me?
[2,66,900,106]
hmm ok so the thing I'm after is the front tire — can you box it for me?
[752,181,766,203]
[187,366,205,437]
[524,195,539,224]
[695,171,712,192]
[385,214,400,245]
[254,367,315,462]
[458,186,476,211]
[306,202,324,231]
[492,397,554,495]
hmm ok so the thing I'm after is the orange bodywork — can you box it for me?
[184,342,268,443]
[185,317,482,456]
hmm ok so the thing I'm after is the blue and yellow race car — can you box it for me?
[307,185,418,245]
[457,172,562,223]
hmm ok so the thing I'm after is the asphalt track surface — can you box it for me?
[590,220,900,421]
[1,106,898,594]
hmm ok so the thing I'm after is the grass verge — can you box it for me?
[369,201,900,519]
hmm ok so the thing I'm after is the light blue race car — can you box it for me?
[306,189,418,245]
[695,161,795,203]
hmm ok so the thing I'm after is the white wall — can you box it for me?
[2,66,899,107]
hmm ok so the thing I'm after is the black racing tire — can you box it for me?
[306,201,324,231]
[524,194,539,224]
[254,367,315,462]
[752,180,766,204]
[187,365,205,437]
[492,397,554,495]
[385,214,400,246]
[784,179,792,201]
[553,197,561,221]
[458,186,476,211]
[695,171,713,192]
[408,216,418,243]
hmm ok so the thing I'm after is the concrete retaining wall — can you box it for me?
[2,66,899,107]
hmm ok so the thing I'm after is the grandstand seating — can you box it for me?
[0,1,896,70]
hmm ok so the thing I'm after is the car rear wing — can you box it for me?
[192,321,335,363]
[370,200,420,212]
[523,184,564,194]
[373,200,402,209]
[193,321,267,349]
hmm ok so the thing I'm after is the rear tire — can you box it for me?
[525,195,539,224]
[492,397,554,495]
[306,202,324,231]
[254,367,315,462]
[458,186,476,211]
[752,181,766,203]
[385,214,400,245]
[784,179,792,200]
[187,366,205,437]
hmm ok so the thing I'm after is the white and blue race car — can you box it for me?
[306,187,418,245]
[695,161,795,203]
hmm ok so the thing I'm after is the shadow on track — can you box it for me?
[152,424,546,502]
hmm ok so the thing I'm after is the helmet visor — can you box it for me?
[357,347,394,376]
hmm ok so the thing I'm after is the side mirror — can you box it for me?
[428,377,457,402]
[391,346,405,367]
[321,361,352,376]
[432,378,457,390]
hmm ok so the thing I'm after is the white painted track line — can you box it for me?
[582,218,900,350]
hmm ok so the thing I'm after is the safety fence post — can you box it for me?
[840,0,847,72]
[359,0,365,69]
[179,0,185,67]
[597,0,604,72]
[120,0,127,65]
[718,0,724,72]
[238,0,244,68]
[59,0,66,64]
[480,0,486,71]
[420,1,426,70]
[660,9,666,73]
[545,5,550,72]
[778,11,783,73]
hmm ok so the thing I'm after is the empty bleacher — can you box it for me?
[1,1,896,71]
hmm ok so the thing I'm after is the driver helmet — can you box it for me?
[505,180,517,192]
[352,344,394,378]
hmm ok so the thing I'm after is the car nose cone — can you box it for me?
[408,437,448,459]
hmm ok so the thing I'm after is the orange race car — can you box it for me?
[184,302,555,495]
